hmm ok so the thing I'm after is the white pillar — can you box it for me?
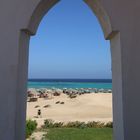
[0,30,29,140]
[120,31,140,140]
[111,33,124,140]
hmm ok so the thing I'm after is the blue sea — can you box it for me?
[28,79,112,89]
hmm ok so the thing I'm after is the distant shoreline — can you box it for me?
[28,79,112,89]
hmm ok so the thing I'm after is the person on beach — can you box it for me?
[37,109,41,118]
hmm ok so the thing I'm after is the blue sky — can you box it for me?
[28,0,111,79]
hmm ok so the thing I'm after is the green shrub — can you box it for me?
[105,122,113,128]
[43,119,54,128]
[64,121,86,128]
[43,119,64,128]
[42,119,113,129]
[53,122,64,128]
[26,120,37,138]
[87,121,105,128]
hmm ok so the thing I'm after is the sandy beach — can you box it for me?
[26,92,112,127]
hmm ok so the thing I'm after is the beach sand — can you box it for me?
[26,93,112,127]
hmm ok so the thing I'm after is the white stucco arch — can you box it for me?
[18,1,122,140]
[1,0,140,140]
[22,0,116,39]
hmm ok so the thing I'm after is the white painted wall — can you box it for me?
[0,0,140,140]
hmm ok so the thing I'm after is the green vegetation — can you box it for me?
[26,119,113,139]
[26,120,37,138]
[43,128,113,140]
[42,119,113,129]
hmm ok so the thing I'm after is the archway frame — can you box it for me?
[16,0,124,140]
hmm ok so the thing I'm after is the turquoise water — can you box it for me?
[28,79,112,89]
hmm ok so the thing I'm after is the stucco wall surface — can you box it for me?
[0,0,140,140]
